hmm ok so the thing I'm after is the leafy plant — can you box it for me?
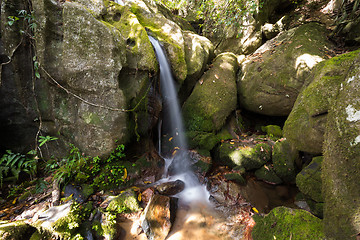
[38,135,58,147]
[0,150,38,187]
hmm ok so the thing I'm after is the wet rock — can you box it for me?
[141,195,178,240]
[215,141,272,170]
[155,180,185,196]
[272,139,298,183]
[255,164,283,184]
[284,49,360,154]
[106,189,141,213]
[0,220,36,240]
[188,150,212,178]
[252,207,324,240]
[141,188,155,205]
[64,184,86,204]
[208,178,243,205]
[296,156,323,203]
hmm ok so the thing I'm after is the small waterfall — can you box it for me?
[149,36,209,204]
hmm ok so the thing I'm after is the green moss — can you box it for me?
[217,142,272,170]
[261,125,282,140]
[0,220,35,240]
[183,53,238,132]
[272,139,298,183]
[252,207,324,240]
[224,173,246,184]
[255,164,283,184]
[186,131,219,151]
[296,156,323,202]
[106,189,141,214]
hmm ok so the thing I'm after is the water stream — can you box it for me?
[148,36,209,204]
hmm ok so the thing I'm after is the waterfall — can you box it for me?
[149,36,209,204]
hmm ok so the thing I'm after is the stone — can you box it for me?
[106,189,141,213]
[238,22,333,116]
[141,195,178,240]
[261,125,283,139]
[284,49,360,154]
[183,53,238,132]
[0,220,36,240]
[255,164,283,184]
[296,156,323,202]
[188,150,212,177]
[322,55,360,239]
[272,139,298,183]
[180,31,214,101]
[215,141,272,170]
[252,206,324,240]
[155,180,185,196]
[224,173,246,185]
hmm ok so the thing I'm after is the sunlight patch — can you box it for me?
[346,105,360,122]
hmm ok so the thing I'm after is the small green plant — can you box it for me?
[38,135,58,147]
[0,150,38,187]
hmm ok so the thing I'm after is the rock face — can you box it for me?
[182,52,238,148]
[322,54,360,239]
[238,22,333,116]
[141,195,178,240]
[1,0,214,156]
[252,206,324,240]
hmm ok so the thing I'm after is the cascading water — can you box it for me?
[148,35,209,204]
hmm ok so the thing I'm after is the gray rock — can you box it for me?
[155,180,185,196]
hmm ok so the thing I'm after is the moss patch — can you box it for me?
[272,139,298,183]
[0,220,36,240]
[252,206,324,240]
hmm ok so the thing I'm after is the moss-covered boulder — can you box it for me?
[296,156,323,202]
[0,220,36,240]
[261,125,283,140]
[180,31,214,101]
[322,54,360,239]
[238,22,333,116]
[255,164,283,184]
[283,49,360,154]
[252,206,324,240]
[215,141,272,170]
[272,139,298,183]
[183,53,238,132]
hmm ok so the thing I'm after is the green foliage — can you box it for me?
[0,150,38,187]
[51,144,127,190]
[38,135,58,147]
[198,0,262,36]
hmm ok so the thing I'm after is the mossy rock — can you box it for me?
[215,141,272,170]
[261,125,283,140]
[128,0,187,83]
[296,156,323,202]
[0,220,36,240]
[107,189,141,213]
[224,173,246,185]
[186,128,232,151]
[255,164,283,184]
[284,49,360,154]
[252,206,324,240]
[322,52,360,239]
[239,22,333,116]
[183,53,238,132]
[306,199,324,218]
[272,139,298,183]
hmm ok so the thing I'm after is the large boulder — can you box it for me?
[182,53,238,133]
[238,22,333,116]
[252,206,324,240]
[322,55,360,239]
[179,31,214,101]
[284,49,360,154]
